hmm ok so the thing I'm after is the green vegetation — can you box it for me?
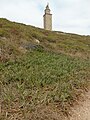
[0,18,90,120]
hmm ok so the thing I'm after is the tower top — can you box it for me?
[46,3,49,9]
[45,3,51,14]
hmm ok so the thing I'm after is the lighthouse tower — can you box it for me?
[43,4,52,31]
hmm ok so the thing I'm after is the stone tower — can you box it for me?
[43,4,52,31]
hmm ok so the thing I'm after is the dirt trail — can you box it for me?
[68,90,90,120]
[1,91,90,120]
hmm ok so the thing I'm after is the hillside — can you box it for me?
[0,18,90,120]
[0,18,90,62]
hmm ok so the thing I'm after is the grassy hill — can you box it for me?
[0,18,90,120]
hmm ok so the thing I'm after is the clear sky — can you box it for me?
[0,0,90,35]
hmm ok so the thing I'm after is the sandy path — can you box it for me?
[68,90,90,120]
[1,91,90,120]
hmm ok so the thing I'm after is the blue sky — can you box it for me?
[0,0,90,35]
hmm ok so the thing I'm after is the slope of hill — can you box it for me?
[0,18,90,62]
[0,18,90,120]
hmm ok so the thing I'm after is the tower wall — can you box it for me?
[43,14,52,31]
